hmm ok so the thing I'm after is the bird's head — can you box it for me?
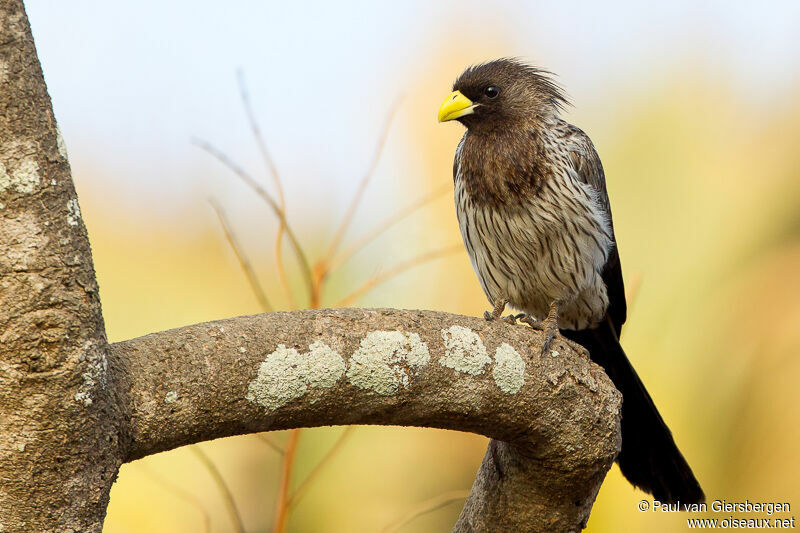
[438,58,568,132]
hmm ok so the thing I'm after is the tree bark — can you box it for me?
[0,1,622,531]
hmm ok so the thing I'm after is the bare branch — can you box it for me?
[236,71,296,308]
[382,490,470,533]
[324,98,403,261]
[288,426,354,508]
[138,464,212,533]
[194,139,314,305]
[210,199,273,312]
[273,429,301,533]
[236,69,285,209]
[255,433,285,455]
[326,185,450,276]
[189,446,245,533]
[274,230,297,309]
[626,272,644,314]
[335,245,462,307]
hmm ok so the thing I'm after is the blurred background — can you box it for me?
[25,1,800,531]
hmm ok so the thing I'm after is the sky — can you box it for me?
[23,1,800,227]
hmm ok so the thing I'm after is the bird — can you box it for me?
[438,58,704,504]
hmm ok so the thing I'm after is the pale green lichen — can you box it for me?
[56,126,68,160]
[247,341,345,410]
[66,198,81,226]
[347,331,430,395]
[73,341,108,407]
[440,325,491,375]
[0,156,39,195]
[493,343,525,394]
[73,390,92,407]
[306,341,347,389]
[165,391,178,403]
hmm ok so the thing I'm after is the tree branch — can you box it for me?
[113,308,620,532]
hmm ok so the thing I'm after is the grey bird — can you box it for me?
[438,58,704,504]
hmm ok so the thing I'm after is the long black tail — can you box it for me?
[562,318,705,504]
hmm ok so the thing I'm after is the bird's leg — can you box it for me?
[540,300,561,355]
[483,297,508,322]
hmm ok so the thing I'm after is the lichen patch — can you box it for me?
[0,155,40,195]
[0,59,8,84]
[66,198,81,226]
[73,340,108,407]
[247,341,345,411]
[493,343,525,394]
[165,391,178,403]
[306,341,347,389]
[347,331,430,395]
[440,325,491,375]
[56,126,69,160]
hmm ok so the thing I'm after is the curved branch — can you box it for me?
[113,308,621,532]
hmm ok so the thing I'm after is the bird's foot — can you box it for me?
[501,313,519,325]
[521,313,585,357]
[483,298,509,322]
[539,301,561,356]
[517,314,541,329]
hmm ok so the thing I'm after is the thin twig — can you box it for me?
[273,428,301,533]
[138,464,212,533]
[381,490,471,533]
[236,69,285,208]
[236,71,296,308]
[324,97,403,262]
[274,228,296,308]
[255,433,285,455]
[210,199,273,312]
[325,185,450,277]
[189,445,245,533]
[288,426,354,508]
[626,271,644,310]
[335,245,462,308]
[194,139,314,305]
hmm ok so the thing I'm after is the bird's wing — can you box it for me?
[562,123,627,335]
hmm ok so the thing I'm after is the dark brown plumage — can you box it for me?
[439,58,704,504]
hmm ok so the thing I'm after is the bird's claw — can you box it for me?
[484,298,509,322]
[538,301,561,356]
[484,311,518,325]
[541,324,558,355]
[517,314,541,329]
[502,314,518,325]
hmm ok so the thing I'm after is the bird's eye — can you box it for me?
[484,86,500,99]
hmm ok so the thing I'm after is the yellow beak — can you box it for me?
[438,90,476,122]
